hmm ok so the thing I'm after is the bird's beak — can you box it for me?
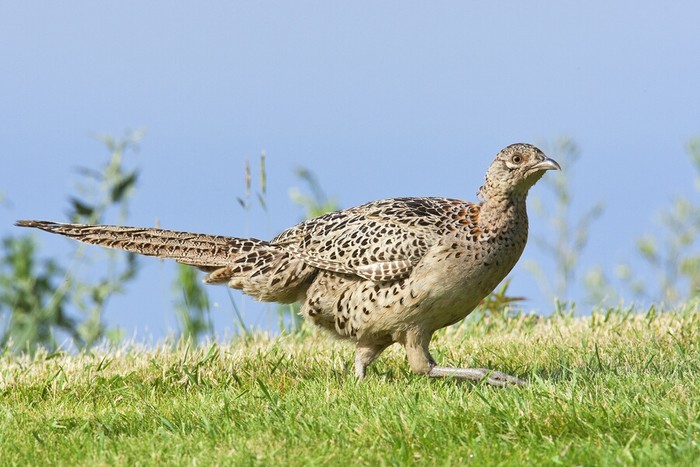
[531,157,561,172]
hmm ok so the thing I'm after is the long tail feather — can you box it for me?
[15,220,264,267]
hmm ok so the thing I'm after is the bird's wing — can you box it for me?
[271,197,468,282]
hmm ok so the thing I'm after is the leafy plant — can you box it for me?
[173,264,213,343]
[289,167,339,219]
[614,139,700,304]
[0,131,144,352]
[527,137,604,304]
[0,236,72,351]
[476,279,526,317]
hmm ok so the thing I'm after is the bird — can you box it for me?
[17,143,560,386]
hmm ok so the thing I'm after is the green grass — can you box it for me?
[2,302,699,466]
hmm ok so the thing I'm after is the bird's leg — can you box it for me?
[354,342,391,378]
[403,329,437,375]
[404,329,526,387]
[428,366,527,387]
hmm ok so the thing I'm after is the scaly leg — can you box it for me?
[404,329,526,386]
[354,342,391,378]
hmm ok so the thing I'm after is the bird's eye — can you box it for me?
[511,154,523,164]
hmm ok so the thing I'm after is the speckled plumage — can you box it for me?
[17,143,560,386]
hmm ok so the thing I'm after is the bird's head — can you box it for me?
[477,143,561,201]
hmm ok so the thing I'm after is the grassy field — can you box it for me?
[1,302,699,466]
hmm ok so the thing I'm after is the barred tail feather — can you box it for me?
[16,220,317,303]
[15,220,263,267]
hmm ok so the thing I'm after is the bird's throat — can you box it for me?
[478,191,529,231]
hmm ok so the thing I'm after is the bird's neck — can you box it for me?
[478,190,529,230]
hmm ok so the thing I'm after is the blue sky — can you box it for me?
[2,2,699,341]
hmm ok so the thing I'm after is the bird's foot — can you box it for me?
[428,366,527,387]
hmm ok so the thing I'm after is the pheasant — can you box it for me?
[17,143,560,386]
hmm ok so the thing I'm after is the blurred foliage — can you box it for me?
[174,264,213,342]
[612,139,700,304]
[527,137,604,303]
[64,131,144,346]
[1,131,144,352]
[289,168,339,219]
[476,279,526,317]
[0,236,73,350]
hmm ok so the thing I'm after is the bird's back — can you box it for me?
[271,197,480,280]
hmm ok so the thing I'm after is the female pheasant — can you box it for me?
[17,143,560,386]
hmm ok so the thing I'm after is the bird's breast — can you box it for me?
[400,228,528,331]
